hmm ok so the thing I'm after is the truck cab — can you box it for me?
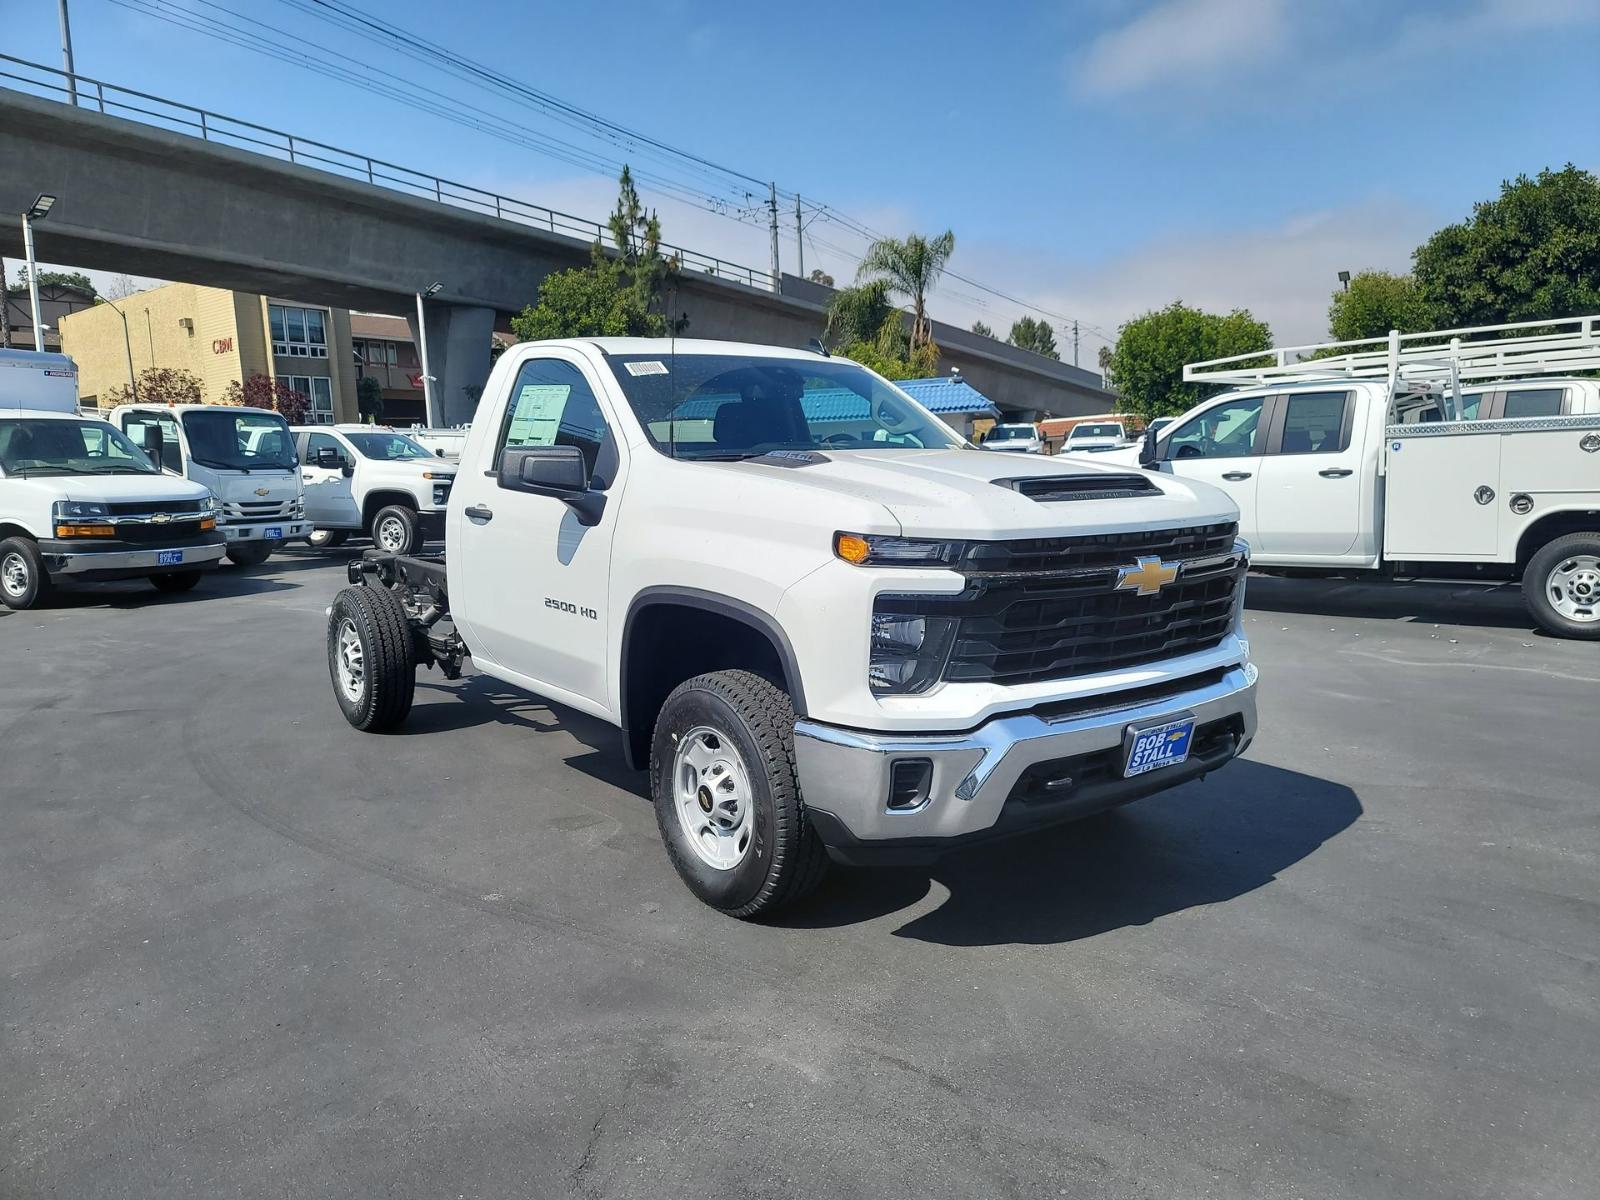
[1064,421,1130,454]
[1,350,225,610]
[291,424,456,554]
[108,403,311,566]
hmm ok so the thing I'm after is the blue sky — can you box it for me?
[8,0,1598,354]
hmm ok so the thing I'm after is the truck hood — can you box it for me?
[9,474,212,506]
[723,448,1238,538]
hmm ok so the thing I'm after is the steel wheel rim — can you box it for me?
[2,552,29,598]
[335,617,366,702]
[309,529,331,547]
[1547,553,1600,622]
[376,516,407,552]
[672,725,754,871]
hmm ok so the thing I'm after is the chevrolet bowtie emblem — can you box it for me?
[150,512,172,525]
[1115,555,1180,596]
[254,487,271,497]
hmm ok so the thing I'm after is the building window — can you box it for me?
[269,304,331,359]
[286,375,336,424]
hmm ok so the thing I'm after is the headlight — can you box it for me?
[54,500,110,520]
[835,532,965,567]
[869,609,957,695]
[52,500,115,538]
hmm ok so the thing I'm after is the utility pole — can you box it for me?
[1072,320,1080,368]
[0,261,11,349]
[767,183,780,289]
[58,0,78,106]
[794,194,804,280]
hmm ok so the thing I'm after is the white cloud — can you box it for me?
[1077,0,1288,97]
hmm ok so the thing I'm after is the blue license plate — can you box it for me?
[263,526,283,539]
[157,550,184,566]
[1124,716,1196,778]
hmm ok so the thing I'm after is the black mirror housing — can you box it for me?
[314,446,341,469]
[1138,425,1159,468]
[501,444,589,495]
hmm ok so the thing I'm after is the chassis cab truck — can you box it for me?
[325,339,1259,917]
[1,351,224,609]
[107,404,311,566]
[1137,317,1600,638]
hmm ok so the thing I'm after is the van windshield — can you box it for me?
[0,418,159,477]
[343,432,435,461]
[607,353,962,459]
[988,425,1035,441]
[182,409,298,471]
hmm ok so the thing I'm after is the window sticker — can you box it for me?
[624,360,669,377]
[507,383,570,446]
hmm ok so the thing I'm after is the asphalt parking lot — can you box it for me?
[4,550,1597,1200]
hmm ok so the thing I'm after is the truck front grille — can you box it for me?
[115,519,207,543]
[877,522,1244,688]
[222,499,297,520]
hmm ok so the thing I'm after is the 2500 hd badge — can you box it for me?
[545,597,598,620]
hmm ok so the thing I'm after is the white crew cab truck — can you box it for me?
[323,339,1258,917]
[982,422,1043,454]
[1130,317,1600,638]
[107,403,311,566]
[1065,420,1130,454]
[291,424,456,554]
[1,350,224,610]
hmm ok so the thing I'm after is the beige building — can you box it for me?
[59,282,359,422]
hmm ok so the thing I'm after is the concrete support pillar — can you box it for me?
[407,303,494,427]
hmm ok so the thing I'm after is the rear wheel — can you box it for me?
[327,584,416,731]
[1523,533,1600,639]
[307,529,350,549]
[225,540,274,567]
[150,571,203,594]
[370,505,420,555]
[0,537,50,611]
[650,670,828,919]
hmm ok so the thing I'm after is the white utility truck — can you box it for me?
[108,403,311,566]
[323,338,1259,917]
[0,350,224,609]
[1126,316,1600,638]
[291,424,456,554]
[982,422,1044,454]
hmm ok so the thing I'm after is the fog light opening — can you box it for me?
[887,758,934,813]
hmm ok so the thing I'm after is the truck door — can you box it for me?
[300,431,359,527]
[1254,390,1366,559]
[118,408,183,474]
[450,353,623,709]
[1157,394,1268,546]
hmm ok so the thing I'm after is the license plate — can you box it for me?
[263,526,283,539]
[157,550,184,566]
[1124,715,1196,778]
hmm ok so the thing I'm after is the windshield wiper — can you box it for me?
[675,450,765,462]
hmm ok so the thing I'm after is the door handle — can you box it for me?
[1220,471,1253,481]
[464,504,493,522]
[1318,468,1353,478]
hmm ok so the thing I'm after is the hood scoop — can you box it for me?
[999,473,1160,502]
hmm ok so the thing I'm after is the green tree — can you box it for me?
[970,320,993,338]
[100,367,202,409]
[1007,316,1060,359]
[1107,301,1271,418]
[510,166,684,341]
[824,280,894,348]
[855,230,955,350]
[824,281,938,379]
[218,373,310,423]
[356,374,385,424]
[16,268,96,296]
[1414,165,1600,327]
[808,268,835,287]
[1327,270,1437,342]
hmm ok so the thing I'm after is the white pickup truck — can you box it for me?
[323,338,1258,916]
[291,424,456,554]
[1,350,224,609]
[1121,318,1600,638]
[108,403,311,566]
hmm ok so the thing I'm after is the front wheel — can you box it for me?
[327,584,416,731]
[307,529,350,549]
[1523,533,1600,639]
[0,537,51,610]
[225,540,275,568]
[650,670,828,919]
[370,505,420,555]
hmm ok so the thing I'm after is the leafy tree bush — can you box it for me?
[1326,271,1437,342]
[100,367,202,409]
[219,374,311,424]
[1007,316,1059,359]
[970,320,993,338]
[357,374,385,424]
[1108,301,1271,418]
[856,230,955,350]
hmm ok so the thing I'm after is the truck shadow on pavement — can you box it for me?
[786,760,1361,946]
[1245,574,1534,632]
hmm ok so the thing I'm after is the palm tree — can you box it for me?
[855,230,955,350]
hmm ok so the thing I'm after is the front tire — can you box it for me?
[327,584,416,731]
[225,540,275,567]
[150,571,203,594]
[0,537,51,610]
[650,670,828,918]
[307,529,350,549]
[1523,533,1600,639]
[370,505,420,555]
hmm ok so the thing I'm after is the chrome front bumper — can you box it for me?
[793,663,1257,859]
[43,537,227,575]
[221,521,312,542]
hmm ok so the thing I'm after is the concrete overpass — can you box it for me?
[0,84,1113,425]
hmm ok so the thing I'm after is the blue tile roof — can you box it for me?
[892,376,1001,417]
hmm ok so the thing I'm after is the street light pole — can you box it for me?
[97,298,138,402]
[416,282,442,427]
[58,0,79,106]
[21,195,57,352]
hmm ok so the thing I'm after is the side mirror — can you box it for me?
[341,461,355,478]
[499,445,605,525]
[1138,425,1160,468]
[314,446,341,469]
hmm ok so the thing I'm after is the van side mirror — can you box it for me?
[1138,425,1160,468]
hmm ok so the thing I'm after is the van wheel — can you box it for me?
[150,571,203,594]
[370,505,420,555]
[328,584,416,731]
[650,670,828,919]
[308,529,349,549]
[226,541,274,567]
[1523,533,1600,639]
[0,537,51,610]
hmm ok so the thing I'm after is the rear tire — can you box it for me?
[370,505,420,555]
[225,541,274,567]
[650,670,828,919]
[150,571,203,594]
[328,584,416,731]
[0,537,51,611]
[1523,533,1600,639]
[307,529,350,549]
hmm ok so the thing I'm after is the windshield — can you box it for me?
[343,432,435,461]
[607,353,963,459]
[181,409,297,471]
[1071,423,1123,439]
[988,425,1035,441]
[0,418,159,477]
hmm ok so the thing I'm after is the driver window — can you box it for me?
[498,358,612,479]
[306,431,347,467]
[124,412,182,471]
[1164,396,1266,460]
